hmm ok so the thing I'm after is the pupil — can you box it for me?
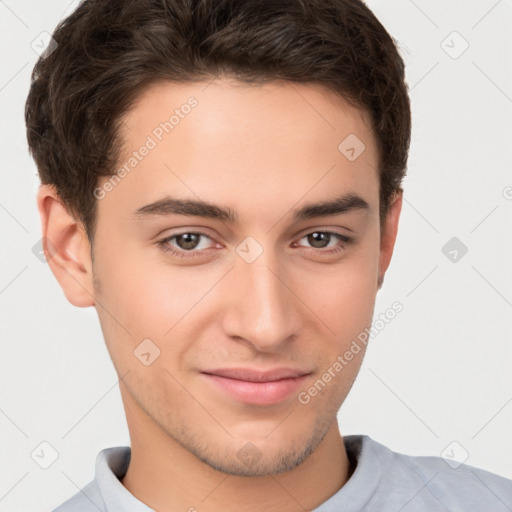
[178,233,199,250]
[309,232,329,248]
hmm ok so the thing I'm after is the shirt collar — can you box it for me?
[95,446,154,511]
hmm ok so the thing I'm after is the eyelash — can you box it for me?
[156,230,353,259]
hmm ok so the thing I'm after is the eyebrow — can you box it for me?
[132,192,370,223]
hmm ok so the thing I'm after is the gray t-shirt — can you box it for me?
[52,434,512,511]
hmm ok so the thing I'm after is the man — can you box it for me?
[25,0,512,511]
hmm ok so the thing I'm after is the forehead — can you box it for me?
[122,78,374,143]
[98,78,379,225]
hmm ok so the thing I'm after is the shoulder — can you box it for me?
[356,435,512,511]
[51,479,105,512]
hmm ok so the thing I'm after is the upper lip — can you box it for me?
[202,367,312,382]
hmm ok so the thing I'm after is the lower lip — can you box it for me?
[202,373,310,405]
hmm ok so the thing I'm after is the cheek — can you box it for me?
[95,240,195,329]
[297,254,378,337]
[94,247,222,370]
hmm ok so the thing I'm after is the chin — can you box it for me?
[180,423,329,477]
[195,443,317,477]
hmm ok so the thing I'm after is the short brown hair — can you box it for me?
[25,0,411,245]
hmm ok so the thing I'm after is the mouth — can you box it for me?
[201,367,312,405]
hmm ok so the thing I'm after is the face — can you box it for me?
[51,78,401,476]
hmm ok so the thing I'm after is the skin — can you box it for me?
[37,77,402,511]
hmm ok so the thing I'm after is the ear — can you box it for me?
[377,188,403,290]
[36,184,95,307]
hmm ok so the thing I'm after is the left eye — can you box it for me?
[157,230,353,259]
[296,231,351,250]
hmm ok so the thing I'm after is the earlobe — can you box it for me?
[377,189,403,291]
[36,184,96,308]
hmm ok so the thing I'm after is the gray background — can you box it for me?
[1,1,511,511]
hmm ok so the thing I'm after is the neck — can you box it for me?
[121,392,351,512]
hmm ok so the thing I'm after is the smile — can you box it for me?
[201,367,312,405]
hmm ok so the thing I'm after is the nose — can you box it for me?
[221,246,301,352]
